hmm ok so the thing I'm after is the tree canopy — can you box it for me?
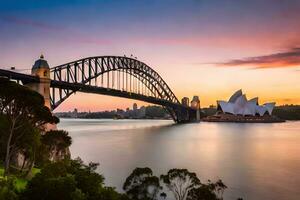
[160,169,201,200]
[21,158,127,200]
[123,167,162,200]
[0,77,58,176]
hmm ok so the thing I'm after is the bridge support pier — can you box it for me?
[173,107,200,123]
[176,95,201,123]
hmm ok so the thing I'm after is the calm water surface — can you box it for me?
[58,119,300,200]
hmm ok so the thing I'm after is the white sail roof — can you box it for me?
[217,90,275,116]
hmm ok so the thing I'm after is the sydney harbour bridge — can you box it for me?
[0,55,200,123]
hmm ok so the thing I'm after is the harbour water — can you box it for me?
[58,119,300,200]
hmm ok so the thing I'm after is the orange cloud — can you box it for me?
[218,47,300,69]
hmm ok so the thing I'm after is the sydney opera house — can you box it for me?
[204,90,284,122]
[217,89,275,116]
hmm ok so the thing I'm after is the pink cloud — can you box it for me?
[217,47,300,69]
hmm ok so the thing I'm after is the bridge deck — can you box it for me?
[51,80,192,111]
[0,69,39,84]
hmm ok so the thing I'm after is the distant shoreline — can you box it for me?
[57,117,172,120]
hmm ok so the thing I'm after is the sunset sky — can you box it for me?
[1,0,300,111]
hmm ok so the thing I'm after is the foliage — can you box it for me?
[0,177,18,200]
[213,179,227,199]
[20,158,125,200]
[41,130,72,150]
[273,105,300,120]
[14,122,41,175]
[123,167,162,200]
[124,168,228,200]
[186,179,227,200]
[0,77,58,176]
[0,167,3,176]
[201,108,217,118]
[36,130,72,167]
[145,106,167,118]
[1,160,229,200]
[0,165,41,192]
[160,169,201,200]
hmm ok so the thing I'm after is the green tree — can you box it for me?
[186,179,227,200]
[0,78,58,176]
[40,130,72,162]
[214,179,227,199]
[68,159,104,199]
[160,169,200,200]
[13,122,41,177]
[123,167,162,200]
[186,185,218,200]
[0,177,18,200]
[145,106,167,118]
[0,115,10,162]
[21,158,125,200]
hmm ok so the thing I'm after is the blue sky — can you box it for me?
[1,0,300,110]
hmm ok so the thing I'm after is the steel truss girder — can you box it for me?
[50,56,193,122]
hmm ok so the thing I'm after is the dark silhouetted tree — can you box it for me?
[160,169,200,200]
[41,130,72,162]
[123,167,162,200]
[214,179,227,199]
[186,179,227,200]
[160,192,167,199]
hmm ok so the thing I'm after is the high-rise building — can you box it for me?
[133,103,138,111]
[191,96,201,121]
[191,96,200,109]
[181,97,190,107]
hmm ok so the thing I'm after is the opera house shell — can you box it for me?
[217,90,275,116]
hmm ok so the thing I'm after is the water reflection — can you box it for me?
[58,119,300,200]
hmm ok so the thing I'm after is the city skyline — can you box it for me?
[1,0,300,111]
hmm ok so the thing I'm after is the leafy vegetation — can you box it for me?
[123,167,161,200]
[0,78,237,200]
[122,168,229,200]
[0,77,58,176]
[20,158,128,200]
[0,177,18,200]
[160,169,201,200]
[273,105,300,120]
[0,165,41,192]
[145,106,167,119]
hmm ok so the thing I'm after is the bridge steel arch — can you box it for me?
[50,56,196,123]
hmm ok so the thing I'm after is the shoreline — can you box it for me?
[202,114,285,123]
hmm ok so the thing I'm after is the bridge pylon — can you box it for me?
[191,96,201,121]
[177,96,201,123]
[26,55,56,130]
